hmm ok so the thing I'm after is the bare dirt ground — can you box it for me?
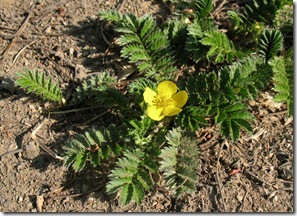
[0,0,293,212]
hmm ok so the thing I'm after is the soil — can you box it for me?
[0,0,293,213]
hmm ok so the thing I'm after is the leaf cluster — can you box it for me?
[269,55,293,115]
[159,128,199,197]
[180,55,271,140]
[63,126,123,172]
[15,69,63,104]
[74,71,127,108]
[99,11,177,81]
[106,148,157,205]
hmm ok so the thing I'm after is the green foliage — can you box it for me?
[75,71,117,101]
[15,69,63,103]
[162,20,188,63]
[269,55,293,115]
[273,4,293,49]
[200,30,237,63]
[106,148,157,205]
[211,102,254,141]
[99,11,177,80]
[159,128,199,197]
[227,10,264,46]
[177,106,208,131]
[181,55,270,140]
[63,126,123,172]
[243,0,283,25]
[74,72,127,108]
[258,29,283,61]
[194,0,212,20]
[127,117,155,146]
[184,21,206,63]
[185,20,237,63]
[218,56,272,101]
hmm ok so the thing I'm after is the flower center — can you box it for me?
[152,95,172,108]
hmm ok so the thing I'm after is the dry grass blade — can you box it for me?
[216,141,227,212]
[31,120,64,161]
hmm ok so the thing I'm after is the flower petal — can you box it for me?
[143,87,157,106]
[163,105,182,116]
[157,81,177,98]
[146,106,165,121]
[171,90,188,108]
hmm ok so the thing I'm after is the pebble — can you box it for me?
[18,196,23,203]
[31,208,37,212]
[29,104,37,113]
[0,77,15,92]
[69,47,74,56]
[44,26,51,34]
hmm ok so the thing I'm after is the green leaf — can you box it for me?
[136,170,152,191]
[90,152,101,167]
[160,131,199,198]
[258,29,283,61]
[200,30,237,63]
[215,109,227,124]
[195,0,213,20]
[102,11,177,80]
[106,177,132,194]
[233,119,253,132]
[132,180,145,205]
[230,121,240,142]
[15,69,63,103]
[72,152,88,172]
[120,183,133,205]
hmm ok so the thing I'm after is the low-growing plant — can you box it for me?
[14,0,293,206]
[15,68,64,104]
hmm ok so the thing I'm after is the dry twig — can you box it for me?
[0,149,23,160]
[31,120,64,161]
[49,105,105,115]
[216,141,227,212]
[0,3,35,65]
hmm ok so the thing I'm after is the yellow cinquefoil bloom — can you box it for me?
[143,81,188,121]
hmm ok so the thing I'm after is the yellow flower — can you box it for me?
[143,81,188,121]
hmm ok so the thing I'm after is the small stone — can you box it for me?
[45,26,51,34]
[18,196,23,203]
[69,48,74,56]
[29,104,37,113]
[31,208,37,212]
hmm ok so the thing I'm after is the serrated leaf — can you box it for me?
[120,183,133,205]
[195,0,213,20]
[72,152,88,172]
[136,170,152,190]
[229,110,254,120]
[90,152,101,167]
[15,69,62,103]
[106,177,132,194]
[132,180,145,204]
[230,120,240,142]
[220,119,231,139]
[215,109,227,124]
[258,29,283,61]
[233,118,253,132]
